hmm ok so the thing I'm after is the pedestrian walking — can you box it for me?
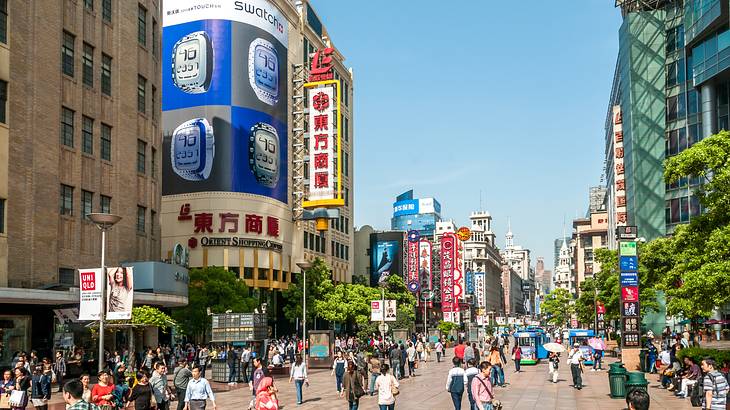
[150,362,170,410]
[592,348,604,371]
[254,377,278,410]
[91,370,115,407]
[567,343,584,390]
[53,352,66,393]
[288,354,307,406]
[435,340,444,363]
[454,341,466,361]
[225,346,237,386]
[471,361,498,410]
[331,351,347,393]
[247,357,265,410]
[184,366,216,410]
[128,370,154,410]
[374,364,398,410]
[341,361,365,410]
[700,357,728,410]
[511,345,521,373]
[388,345,401,380]
[486,347,504,387]
[464,343,475,365]
[11,367,30,410]
[446,357,467,410]
[240,346,251,384]
[406,343,417,377]
[368,355,381,396]
[173,359,193,410]
[472,343,480,364]
[30,365,50,410]
[61,380,95,410]
[548,352,560,383]
[464,359,479,410]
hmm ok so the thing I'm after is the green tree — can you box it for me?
[540,288,575,326]
[282,258,335,325]
[575,278,598,326]
[655,130,730,317]
[172,266,257,342]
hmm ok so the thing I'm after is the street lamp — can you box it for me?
[296,261,313,359]
[87,212,121,373]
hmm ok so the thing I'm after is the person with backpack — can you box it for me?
[464,359,479,410]
[341,361,365,410]
[446,357,468,410]
[701,357,728,410]
[471,361,497,410]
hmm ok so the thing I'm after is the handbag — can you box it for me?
[8,390,24,408]
[390,375,399,396]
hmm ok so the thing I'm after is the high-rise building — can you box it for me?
[535,257,552,293]
[390,190,442,237]
[0,0,186,366]
[553,238,574,295]
[463,211,503,314]
[554,237,566,268]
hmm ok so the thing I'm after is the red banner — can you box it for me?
[407,240,419,292]
[440,233,456,321]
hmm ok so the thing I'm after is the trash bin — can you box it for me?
[608,362,628,398]
[625,371,649,397]
[639,349,648,372]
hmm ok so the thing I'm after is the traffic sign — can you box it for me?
[619,241,637,256]
[620,256,638,271]
[407,230,420,243]
[421,290,434,301]
[378,323,389,333]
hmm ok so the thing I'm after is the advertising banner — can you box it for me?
[162,0,289,203]
[384,300,397,322]
[474,271,485,308]
[106,267,134,320]
[370,301,383,322]
[619,236,640,348]
[79,269,103,321]
[440,233,456,322]
[371,241,398,286]
[418,198,440,215]
[465,270,474,295]
[620,272,639,287]
[305,84,339,204]
[418,239,432,292]
[406,239,419,292]
[392,199,419,217]
[613,105,627,226]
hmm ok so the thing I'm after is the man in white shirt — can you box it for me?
[568,343,584,390]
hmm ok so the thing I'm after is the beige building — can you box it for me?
[0,0,186,365]
[572,211,609,294]
[161,0,355,298]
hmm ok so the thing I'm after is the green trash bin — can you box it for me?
[625,371,649,397]
[609,362,628,398]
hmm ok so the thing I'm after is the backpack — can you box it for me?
[466,372,477,401]
[449,373,465,394]
[690,376,703,407]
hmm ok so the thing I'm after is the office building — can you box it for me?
[391,190,442,237]
[572,211,609,294]
[0,0,188,366]
[553,238,574,295]
[463,211,504,314]
[554,238,566,268]
[535,257,552,294]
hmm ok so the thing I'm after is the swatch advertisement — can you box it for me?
[371,241,399,287]
[162,0,288,203]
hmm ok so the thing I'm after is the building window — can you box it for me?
[81,190,93,219]
[151,147,157,177]
[303,231,308,249]
[101,54,112,96]
[152,19,158,57]
[344,152,349,177]
[137,139,146,174]
[137,206,146,233]
[0,198,4,234]
[101,123,111,161]
[82,116,93,154]
[84,0,93,11]
[0,0,7,44]
[62,31,75,77]
[82,43,94,87]
[0,80,7,124]
[137,75,146,113]
[60,184,73,216]
[666,25,684,54]
[331,240,335,256]
[138,4,147,46]
[59,268,76,286]
[100,195,111,213]
[344,117,349,142]
[60,107,74,147]
[102,0,111,22]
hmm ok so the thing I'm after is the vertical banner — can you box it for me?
[370,301,383,322]
[78,269,103,321]
[406,231,420,293]
[474,271,485,308]
[596,302,606,333]
[452,239,464,319]
[306,85,337,202]
[613,105,627,226]
[619,235,640,348]
[440,233,456,322]
[384,300,397,322]
[106,267,134,320]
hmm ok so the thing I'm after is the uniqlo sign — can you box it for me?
[80,271,96,291]
[441,233,457,322]
[307,85,336,203]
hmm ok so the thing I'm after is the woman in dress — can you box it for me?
[107,267,132,315]
[254,377,277,410]
[374,364,398,410]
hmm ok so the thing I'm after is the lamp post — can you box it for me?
[296,261,313,359]
[87,212,122,373]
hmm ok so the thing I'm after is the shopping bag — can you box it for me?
[0,393,11,409]
[8,390,25,407]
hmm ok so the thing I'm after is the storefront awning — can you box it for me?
[0,287,188,307]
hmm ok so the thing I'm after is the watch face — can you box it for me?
[253,128,278,175]
[254,44,278,96]
[175,38,201,81]
[173,122,204,173]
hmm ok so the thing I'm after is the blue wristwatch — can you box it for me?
[171,118,215,181]
[172,31,213,94]
[249,122,279,187]
[248,38,279,106]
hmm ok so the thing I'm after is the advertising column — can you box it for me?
[440,233,456,323]
[618,226,641,369]
[406,230,420,293]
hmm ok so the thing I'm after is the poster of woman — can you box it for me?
[106,267,134,320]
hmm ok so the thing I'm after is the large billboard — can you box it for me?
[441,233,456,322]
[392,198,441,217]
[371,241,399,286]
[162,0,289,203]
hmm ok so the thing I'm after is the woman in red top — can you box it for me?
[512,345,522,373]
[91,370,115,406]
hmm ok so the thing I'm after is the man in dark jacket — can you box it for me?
[226,345,238,385]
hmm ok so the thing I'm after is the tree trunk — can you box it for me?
[127,327,136,370]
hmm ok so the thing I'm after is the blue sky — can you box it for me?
[311,1,623,269]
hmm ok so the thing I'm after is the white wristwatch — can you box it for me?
[248,38,279,106]
[249,122,280,187]
[171,118,215,181]
[172,31,214,94]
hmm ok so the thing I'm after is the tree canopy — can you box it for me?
[540,288,575,326]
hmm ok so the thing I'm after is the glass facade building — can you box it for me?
[389,190,441,237]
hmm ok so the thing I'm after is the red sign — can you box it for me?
[308,48,335,82]
[179,204,280,239]
[440,233,456,319]
[596,302,606,314]
[621,286,639,302]
[407,240,419,292]
[80,271,96,291]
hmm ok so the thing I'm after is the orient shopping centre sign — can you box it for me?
[178,203,283,252]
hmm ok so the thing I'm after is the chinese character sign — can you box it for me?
[440,233,456,321]
[407,240,419,293]
[305,81,342,207]
[79,269,103,321]
[370,301,383,322]
[474,271,485,308]
[613,105,627,227]
[619,237,640,349]
[418,239,432,292]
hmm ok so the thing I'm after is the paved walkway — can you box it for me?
[42,348,699,409]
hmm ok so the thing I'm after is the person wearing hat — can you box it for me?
[567,343,584,390]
